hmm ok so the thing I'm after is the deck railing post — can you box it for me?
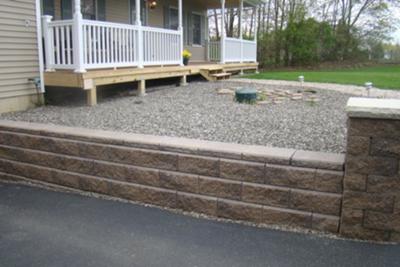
[220,0,226,64]
[42,15,55,72]
[136,0,144,68]
[253,5,258,64]
[73,0,86,73]
[178,0,184,66]
[239,0,243,64]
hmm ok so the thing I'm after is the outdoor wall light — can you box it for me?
[148,0,157,9]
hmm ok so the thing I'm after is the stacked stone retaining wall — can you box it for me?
[0,120,344,234]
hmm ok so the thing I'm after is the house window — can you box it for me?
[61,0,73,19]
[130,0,147,25]
[42,0,55,16]
[192,13,201,45]
[168,8,179,30]
[81,0,96,20]
[61,0,105,20]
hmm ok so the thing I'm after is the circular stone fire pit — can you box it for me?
[235,88,257,103]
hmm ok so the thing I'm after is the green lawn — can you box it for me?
[246,65,400,90]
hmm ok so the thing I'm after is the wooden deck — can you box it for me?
[44,62,258,106]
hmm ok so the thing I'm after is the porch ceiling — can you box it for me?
[189,0,265,9]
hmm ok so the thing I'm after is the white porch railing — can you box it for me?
[225,37,242,62]
[142,27,181,66]
[42,19,75,70]
[208,37,257,63]
[242,39,257,62]
[42,16,182,71]
[208,41,221,62]
[82,20,139,69]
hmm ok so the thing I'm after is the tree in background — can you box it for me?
[208,0,399,68]
[383,43,400,62]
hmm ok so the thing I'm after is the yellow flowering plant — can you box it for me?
[182,49,192,59]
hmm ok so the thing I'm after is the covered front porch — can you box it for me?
[41,0,262,105]
[42,0,261,72]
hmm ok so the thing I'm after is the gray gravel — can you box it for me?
[0,81,351,153]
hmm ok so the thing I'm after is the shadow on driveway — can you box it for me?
[0,182,399,267]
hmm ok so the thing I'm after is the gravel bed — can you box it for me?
[0,81,351,153]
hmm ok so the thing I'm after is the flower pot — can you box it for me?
[183,58,189,66]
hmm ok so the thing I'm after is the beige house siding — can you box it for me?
[106,0,129,23]
[147,5,164,28]
[0,0,42,113]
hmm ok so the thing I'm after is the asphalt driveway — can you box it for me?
[0,182,399,267]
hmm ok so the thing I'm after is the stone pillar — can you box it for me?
[341,97,400,242]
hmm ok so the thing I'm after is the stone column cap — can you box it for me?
[346,97,400,120]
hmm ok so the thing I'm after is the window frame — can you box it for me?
[191,12,202,46]
[129,0,148,25]
[81,0,97,20]
[168,6,179,30]
[41,0,55,17]
[61,0,104,20]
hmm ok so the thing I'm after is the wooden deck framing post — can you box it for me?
[138,80,146,96]
[180,75,188,86]
[86,86,97,106]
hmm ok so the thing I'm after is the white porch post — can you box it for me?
[253,5,258,64]
[73,0,86,72]
[42,15,55,72]
[178,0,184,66]
[220,0,226,64]
[239,0,243,65]
[136,0,144,68]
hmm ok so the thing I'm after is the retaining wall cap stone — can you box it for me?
[346,97,400,120]
[0,120,343,170]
